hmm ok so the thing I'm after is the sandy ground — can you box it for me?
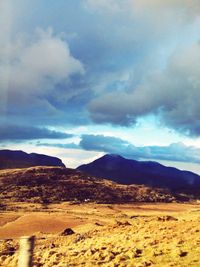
[0,202,200,266]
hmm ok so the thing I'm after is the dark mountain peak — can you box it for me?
[0,149,27,156]
[99,154,125,161]
[0,149,65,169]
[104,154,124,159]
[100,154,162,166]
[81,154,131,173]
[77,154,200,196]
[140,160,164,168]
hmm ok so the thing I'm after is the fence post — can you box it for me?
[18,236,35,267]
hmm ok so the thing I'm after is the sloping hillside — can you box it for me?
[0,150,65,169]
[77,154,200,198]
[0,166,176,204]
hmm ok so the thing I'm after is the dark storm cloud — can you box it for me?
[38,134,200,164]
[80,134,130,153]
[85,1,200,135]
[37,142,79,149]
[0,125,73,141]
[79,134,200,164]
[1,0,200,136]
[89,42,200,135]
[0,0,166,129]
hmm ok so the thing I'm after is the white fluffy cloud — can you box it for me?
[0,28,84,99]
[85,0,200,41]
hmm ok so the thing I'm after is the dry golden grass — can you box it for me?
[0,166,177,204]
[0,202,200,267]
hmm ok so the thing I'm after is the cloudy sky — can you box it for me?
[1,0,200,173]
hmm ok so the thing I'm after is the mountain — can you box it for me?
[0,150,65,169]
[0,166,176,204]
[77,154,200,198]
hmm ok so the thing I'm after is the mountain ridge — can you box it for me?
[77,154,200,198]
[0,149,65,169]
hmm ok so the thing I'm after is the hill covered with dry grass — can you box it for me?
[0,166,176,205]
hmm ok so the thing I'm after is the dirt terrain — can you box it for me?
[0,202,199,266]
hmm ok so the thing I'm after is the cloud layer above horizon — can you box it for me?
[38,134,200,165]
[1,0,200,167]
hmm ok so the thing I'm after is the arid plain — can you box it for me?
[0,201,200,267]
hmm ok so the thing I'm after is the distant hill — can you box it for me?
[0,166,176,204]
[77,154,200,198]
[0,150,65,169]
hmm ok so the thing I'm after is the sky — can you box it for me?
[1,0,200,173]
